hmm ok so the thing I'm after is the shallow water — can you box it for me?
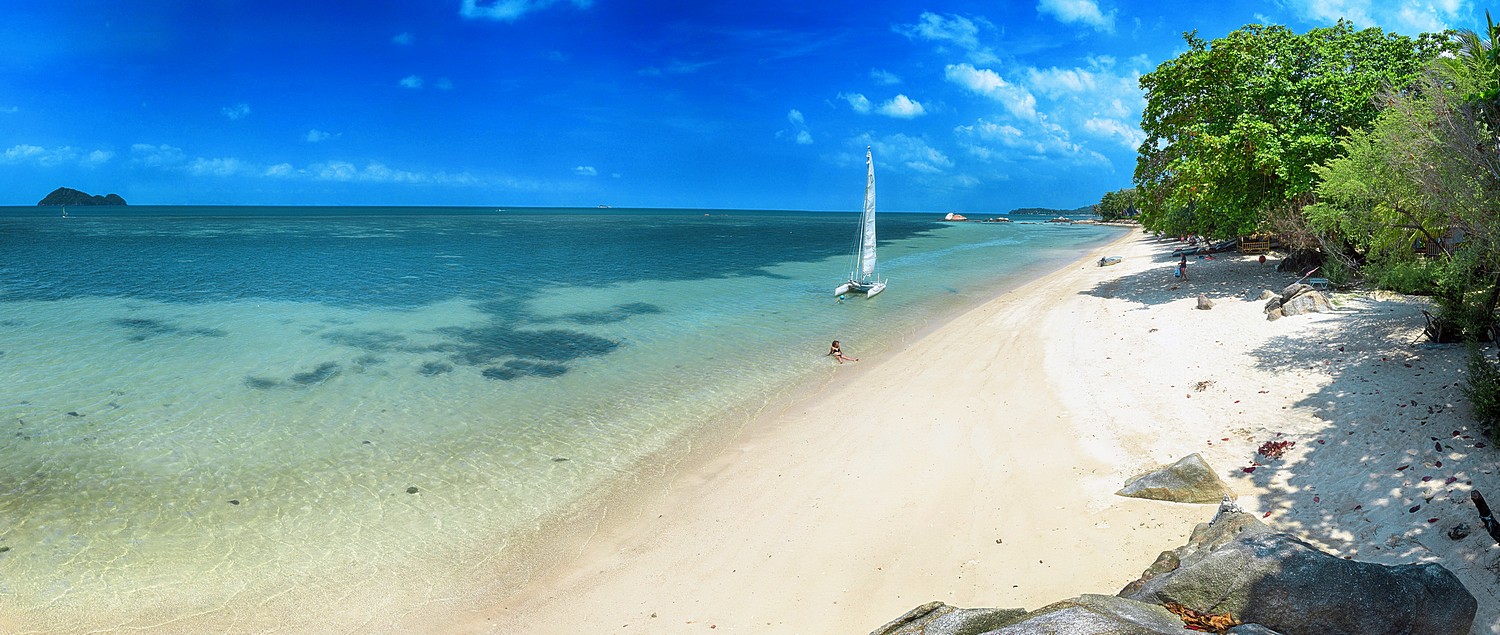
[0,207,1121,631]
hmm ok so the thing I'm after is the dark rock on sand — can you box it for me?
[1116,454,1233,504]
[868,601,1026,635]
[1121,510,1476,635]
[870,501,1476,635]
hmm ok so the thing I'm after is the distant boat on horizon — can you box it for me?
[834,147,886,298]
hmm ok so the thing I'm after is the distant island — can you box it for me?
[1007,205,1092,215]
[38,187,127,206]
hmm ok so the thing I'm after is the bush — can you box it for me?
[1367,259,1438,295]
[1463,347,1500,443]
[1321,257,1351,286]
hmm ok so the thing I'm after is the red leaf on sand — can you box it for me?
[1397,465,1409,471]
[1422,476,1432,482]
[1222,438,1229,441]
[1243,467,1257,473]
[1317,439,1325,444]
[1436,461,1443,468]
[1446,477,1458,485]
[1314,496,1320,503]
[1263,511,1272,518]
[1428,518,1439,523]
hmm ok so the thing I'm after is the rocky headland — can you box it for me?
[38,187,127,206]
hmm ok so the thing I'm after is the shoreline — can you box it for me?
[435,228,1498,634]
[432,228,1212,633]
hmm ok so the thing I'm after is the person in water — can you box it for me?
[828,340,859,364]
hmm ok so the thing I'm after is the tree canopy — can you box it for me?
[1133,22,1449,239]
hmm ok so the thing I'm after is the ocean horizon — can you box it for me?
[0,206,1121,632]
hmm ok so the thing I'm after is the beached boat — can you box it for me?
[835,147,886,298]
[1097,255,1122,267]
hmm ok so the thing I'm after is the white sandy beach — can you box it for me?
[409,228,1497,634]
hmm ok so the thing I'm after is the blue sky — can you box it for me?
[0,0,1485,212]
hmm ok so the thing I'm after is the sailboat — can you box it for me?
[834,147,886,297]
[61,206,68,219]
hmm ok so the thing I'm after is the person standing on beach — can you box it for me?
[1177,255,1189,280]
[828,340,859,364]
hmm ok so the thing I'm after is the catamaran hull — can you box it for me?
[835,280,886,297]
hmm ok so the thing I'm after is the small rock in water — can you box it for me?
[228,499,240,505]
[67,411,83,417]
[552,457,569,462]
[406,486,419,494]
[0,546,10,553]
[1448,524,1471,540]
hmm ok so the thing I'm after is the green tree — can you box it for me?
[1095,188,1140,221]
[1134,22,1448,240]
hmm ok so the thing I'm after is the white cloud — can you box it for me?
[866,133,954,174]
[188,157,249,177]
[393,32,414,45]
[1082,117,1146,149]
[399,75,423,89]
[782,109,814,145]
[945,64,1037,120]
[1037,0,1116,33]
[841,92,873,114]
[870,69,901,85]
[222,103,251,120]
[895,12,998,63]
[956,118,1105,164]
[306,129,332,142]
[435,77,454,90]
[574,165,597,176]
[1281,0,1466,32]
[0,105,18,114]
[877,94,927,118]
[0,144,114,167]
[265,163,294,177]
[131,143,186,167]
[459,0,593,22]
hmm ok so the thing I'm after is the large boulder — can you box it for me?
[1116,454,1234,504]
[1120,511,1477,635]
[1278,291,1331,317]
[868,502,1477,635]
[983,594,1189,634]
[869,602,1024,635]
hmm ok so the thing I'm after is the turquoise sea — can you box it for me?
[0,206,1122,632]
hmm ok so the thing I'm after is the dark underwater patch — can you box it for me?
[480,359,570,381]
[435,323,619,366]
[418,360,453,376]
[245,361,342,389]
[114,317,226,341]
[290,362,341,385]
[324,330,410,352]
[557,302,665,325]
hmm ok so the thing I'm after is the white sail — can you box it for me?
[835,147,885,297]
[859,148,877,278]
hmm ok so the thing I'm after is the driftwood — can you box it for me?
[1472,491,1500,546]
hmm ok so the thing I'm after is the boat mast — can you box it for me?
[859,147,877,281]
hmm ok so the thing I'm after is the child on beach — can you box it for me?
[1177,255,1189,280]
[828,340,859,364]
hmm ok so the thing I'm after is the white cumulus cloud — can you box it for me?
[945,64,1038,120]
[878,94,927,118]
[393,32,414,45]
[841,92,873,114]
[574,165,597,176]
[870,68,901,85]
[460,0,593,22]
[1037,0,1116,33]
[895,12,998,63]
[1082,117,1146,149]
[867,134,954,174]
[399,75,423,89]
[306,129,332,142]
[1281,0,1466,32]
